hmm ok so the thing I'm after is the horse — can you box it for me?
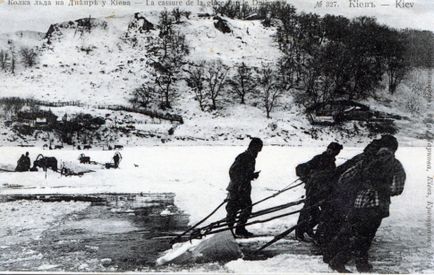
[32,154,58,172]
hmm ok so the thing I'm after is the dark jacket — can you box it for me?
[354,148,406,217]
[296,152,337,204]
[296,152,336,182]
[226,150,256,194]
[23,156,31,171]
[15,155,30,172]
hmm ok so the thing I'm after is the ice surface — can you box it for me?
[0,145,432,272]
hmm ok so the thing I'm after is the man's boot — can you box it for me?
[295,227,307,241]
[329,256,352,273]
[355,258,373,273]
[306,227,316,239]
[235,227,254,237]
[329,261,352,273]
[322,252,331,264]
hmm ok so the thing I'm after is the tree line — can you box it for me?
[0,44,39,74]
[130,8,292,118]
[131,2,433,118]
[1,0,431,119]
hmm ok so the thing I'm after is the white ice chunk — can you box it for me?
[156,231,243,265]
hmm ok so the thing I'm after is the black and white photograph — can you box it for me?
[0,0,433,273]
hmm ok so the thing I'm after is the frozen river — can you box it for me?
[0,146,432,272]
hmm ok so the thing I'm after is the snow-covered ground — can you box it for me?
[0,12,432,147]
[0,145,432,272]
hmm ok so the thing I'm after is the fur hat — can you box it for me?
[380,135,398,152]
[327,142,343,151]
[248,137,263,149]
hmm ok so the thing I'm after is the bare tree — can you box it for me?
[171,8,182,23]
[20,47,38,67]
[187,62,207,111]
[149,11,189,109]
[0,50,9,71]
[384,30,410,94]
[228,62,256,104]
[130,84,155,108]
[10,47,16,74]
[205,60,228,110]
[258,64,282,118]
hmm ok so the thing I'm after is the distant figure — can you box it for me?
[23,152,31,171]
[225,137,263,237]
[15,152,31,172]
[79,153,91,164]
[113,152,121,168]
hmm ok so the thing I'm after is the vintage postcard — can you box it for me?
[0,0,433,273]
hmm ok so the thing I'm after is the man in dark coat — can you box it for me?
[113,152,121,168]
[15,152,31,172]
[328,135,406,273]
[226,137,263,237]
[23,152,31,171]
[295,142,343,241]
[317,138,384,256]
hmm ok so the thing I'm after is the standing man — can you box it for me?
[226,137,263,237]
[113,152,121,168]
[328,135,406,273]
[318,139,382,262]
[23,152,31,171]
[295,142,343,241]
[15,152,31,172]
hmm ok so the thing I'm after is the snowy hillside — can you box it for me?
[0,13,280,104]
[0,12,432,147]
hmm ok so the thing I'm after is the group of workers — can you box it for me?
[225,135,406,273]
[15,151,122,172]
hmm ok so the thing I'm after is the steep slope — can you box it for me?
[0,12,431,147]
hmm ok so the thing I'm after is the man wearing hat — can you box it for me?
[226,137,263,237]
[328,135,406,272]
[15,152,31,172]
[295,142,343,241]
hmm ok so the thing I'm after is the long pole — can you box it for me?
[170,199,227,244]
[171,178,304,244]
[195,199,305,234]
[200,208,303,237]
[256,199,327,252]
[256,222,302,252]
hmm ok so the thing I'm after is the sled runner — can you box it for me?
[0,163,15,172]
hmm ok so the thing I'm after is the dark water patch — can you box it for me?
[0,192,191,272]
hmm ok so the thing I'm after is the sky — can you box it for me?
[0,0,433,34]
